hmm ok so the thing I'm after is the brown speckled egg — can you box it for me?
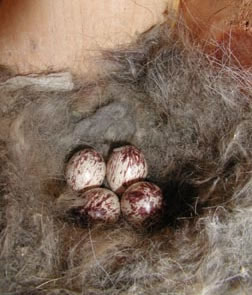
[121,181,163,227]
[65,148,106,192]
[106,145,148,194]
[80,188,120,223]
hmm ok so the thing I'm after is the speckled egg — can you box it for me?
[80,188,120,223]
[106,145,148,194]
[65,148,106,192]
[121,181,163,227]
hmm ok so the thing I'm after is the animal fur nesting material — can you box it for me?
[0,23,252,295]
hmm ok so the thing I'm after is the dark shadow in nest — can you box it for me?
[144,161,200,231]
[161,179,197,227]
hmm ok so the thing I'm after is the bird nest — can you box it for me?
[0,23,252,295]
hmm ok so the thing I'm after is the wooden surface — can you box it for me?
[181,0,252,40]
[180,0,252,68]
[0,0,178,75]
[0,0,250,74]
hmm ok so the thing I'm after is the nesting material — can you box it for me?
[0,72,74,91]
[0,21,252,295]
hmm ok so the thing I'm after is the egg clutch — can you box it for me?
[65,145,164,228]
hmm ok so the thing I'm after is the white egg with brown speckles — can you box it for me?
[106,145,148,194]
[121,181,163,227]
[65,148,106,192]
[80,188,120,223]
